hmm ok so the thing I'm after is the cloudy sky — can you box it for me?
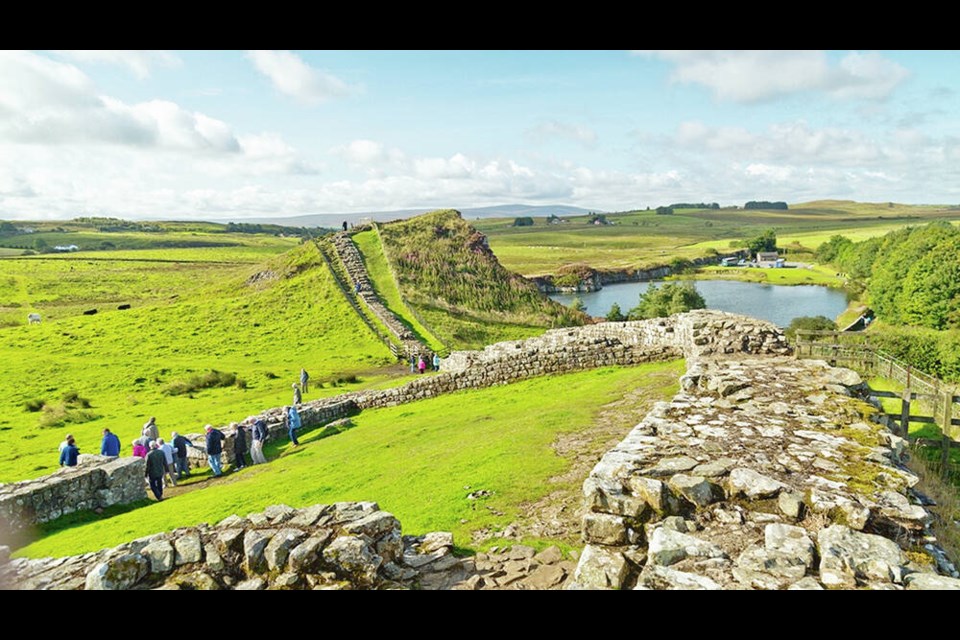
[2,50,959,220]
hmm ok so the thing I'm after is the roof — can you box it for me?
[756,252,779,261]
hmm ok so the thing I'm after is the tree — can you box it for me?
[606,303,626,322]
[571,297,587,314]
[744,201,788,210]
[513,216,534,227]
[655,206,674,215]
[746,229,777,254]
[33,238,48,252]
[627,283,705,320]
[784,316,837,341]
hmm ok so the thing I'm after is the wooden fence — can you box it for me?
[796,330,960,477]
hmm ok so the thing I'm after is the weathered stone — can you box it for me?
[568,544,629,589]
[507,545,537,560]
[341,511,399,539]
[669,474,721,508]
[905,573,960,590]
[263,504,296,524]
[582,513,628,545]
[627,477,681,516]
[788,577,824,590]
[234,577,266,590]
[691,457,736,478]
[637,565,721,590]
[217,528,245,556]
[647,527,726,566]
[323,535,382,586]
[216,514,247,529]
[525,563,567,589]
[833,499,870,531]
[85,554,149,590]
[243,529,277,574]
[647,456,699,476]
[661,516,693,533]
[271,572,302,589]
[288,533,333,573]
[402,547,449,568]
[173,571,220,590]
[419,532,454,554]
[287,504,329,528]
[765,524,815,568]
[141,540,175,574]
[203,544,224,572]
[534,546,563,565]
[174,532,203,565]
[727,468,787,499]
[778,492,806,521]
[877,491,931,526]
[264,528,308,572]
[818,525,906,587]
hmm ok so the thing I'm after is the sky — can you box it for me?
[1,49,959,221]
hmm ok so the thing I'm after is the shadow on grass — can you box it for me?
[14,499,154,552]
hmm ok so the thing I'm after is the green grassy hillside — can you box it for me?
[17,361,683,558]
[0,243,394,482]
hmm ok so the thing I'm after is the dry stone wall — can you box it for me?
[570,356,960,590]
[0,457,145,533]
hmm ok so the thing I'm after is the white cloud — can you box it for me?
[332,139,385,164]
[635,50,909,103]
[53,50,181,79]
[246,50,356,105]
[526,120,598,147]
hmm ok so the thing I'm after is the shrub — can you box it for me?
[24,398,46,412]
[784,315,837,341]
[606,303,626,322]
[163,370,238,396]
[627,283,705,320]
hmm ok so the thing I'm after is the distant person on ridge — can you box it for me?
[409,354,416,373]
[132,438,148,459]
[59,437,79,467]
[284,405,301,447]
[100,428,121,457]
[204,424,226,477]
[300,368,310,394]
[171,431,194,478]
[156,438,178,487]
[232,422,247,470]
[142,417,159,443]
[292,383,302,406]
[418,355,426,374]
[432,352,440,372]
[58,433,74,454]
[144,441,167,501]
[250,416,269,464]
[342,220,348,232]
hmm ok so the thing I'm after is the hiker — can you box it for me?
[204,424,226,477]
[300,368,310,394]
[59,437,79,467]
[156,438,178,487]
[171,431,193,478]
[250,416,269,464]
[142,417,159,442]
[342,220,348,232]
[409,354,416,373]
[232,422,247,470]
[144,441,167,501]
[284,405,301,447]
[418,355,426,374]
[354,282,361,294]
[432,352,440,372]
[132,438,148,458]
[58,433,74,454]
[292,383,302,405]
[100,428,121,457]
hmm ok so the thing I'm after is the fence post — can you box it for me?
[906,365,912,389]
[941,436,951,480]
[831,333,838,367]
[900,390,911,439]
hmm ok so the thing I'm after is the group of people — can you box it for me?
[409,352,441,374]
[54,368,311,503]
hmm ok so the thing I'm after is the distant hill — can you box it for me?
[239,204,597,228]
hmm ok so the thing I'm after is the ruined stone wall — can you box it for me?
[569,356,960,590]
[0,457,145,533]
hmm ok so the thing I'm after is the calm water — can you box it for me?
[550,279,849,327]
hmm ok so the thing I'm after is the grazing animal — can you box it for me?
[117,304,131,310]
[27,313,41,324]
[83,309,97,316]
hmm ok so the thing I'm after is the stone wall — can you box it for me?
[569,356,960,590]
[0,457,145,534]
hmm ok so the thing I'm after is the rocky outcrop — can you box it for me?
[570,356,959,590]
[0,457,145,534]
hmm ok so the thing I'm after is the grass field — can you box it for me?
[689,264,845,287]
[478,201,960,276]
[352,230,446,352]
[0,242,397,482]
[16,361,684,558]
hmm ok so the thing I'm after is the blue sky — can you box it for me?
[1,50,959,220]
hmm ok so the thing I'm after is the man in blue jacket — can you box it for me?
[204,424,226,477]
[284,406,301,447]
[59,437,79,467]
[100,428,121,457]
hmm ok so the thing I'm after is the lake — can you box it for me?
[550,279,849,327]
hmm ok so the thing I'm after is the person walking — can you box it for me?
[156,438,178,487]
[232,422,247,470]
[342,220,348,232]
[204,424,226,477]
[142,417,159,443]
[132,438,148,458]
[250,416,269,464]
[432,352,440,372]
[409,354,416,373]
[300,368,310,394]
[144,441,167,501]
[284,406,301,447]
[171,431,193,478]
[292,383,302,406]
[59,437,79,467]
[100,428,121,457]
[417,355,426,374]
[58,433,74,454]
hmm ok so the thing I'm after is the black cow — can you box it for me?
[83,309,97,316]
[117,304,131,310]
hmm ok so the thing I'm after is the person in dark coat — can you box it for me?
[59,437,79,467]
[300,368,310,394]
[171,431,193,478]
[204,424,226,477]
[232,422,247,470]
[250,416,268,464]
[292,383,302,405]
[100,428,121,457]
[144,441,167,501]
